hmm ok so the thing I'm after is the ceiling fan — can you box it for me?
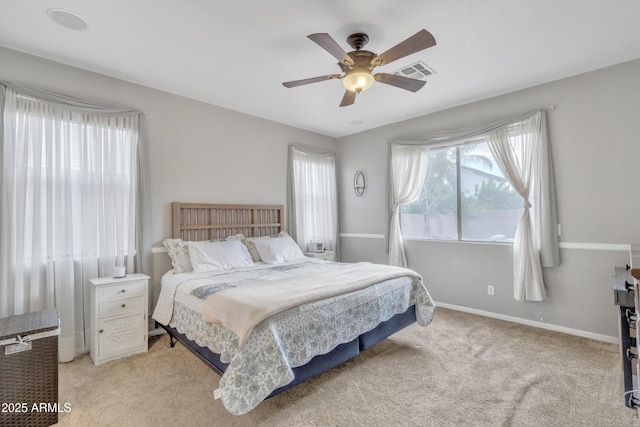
[282,29,436,107]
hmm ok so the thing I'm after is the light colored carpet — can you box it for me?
[56,308,639,426]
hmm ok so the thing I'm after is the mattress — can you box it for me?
[153,258,435,414]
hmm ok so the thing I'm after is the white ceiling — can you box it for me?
[2,1,640,138]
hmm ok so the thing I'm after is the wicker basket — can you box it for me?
[0,309,60,427]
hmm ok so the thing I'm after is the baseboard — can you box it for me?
[435,301,618,344]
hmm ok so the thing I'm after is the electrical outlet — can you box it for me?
[487,285,495,296]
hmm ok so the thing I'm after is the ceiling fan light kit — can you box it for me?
[343,70,375,93]
[283,29,436,107]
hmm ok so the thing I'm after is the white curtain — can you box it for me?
[389,109,559,299]
[0,82,152,361]
[388,144,429,267]
[486,111,551,301]
[287,144,339,257]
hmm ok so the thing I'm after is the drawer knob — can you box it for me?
[99,329,104,333]
[121,304,126,308]
[119,289,126,293]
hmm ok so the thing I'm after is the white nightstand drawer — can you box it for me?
[99,296,145,317]
[98,280,146,301]
[304,251,336,261]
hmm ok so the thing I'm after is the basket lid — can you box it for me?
[0,309,59,341]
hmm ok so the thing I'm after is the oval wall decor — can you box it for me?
[354,170,366,197]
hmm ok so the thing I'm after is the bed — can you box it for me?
[152,202,435,415]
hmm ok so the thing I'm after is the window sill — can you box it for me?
[402,237,514,246]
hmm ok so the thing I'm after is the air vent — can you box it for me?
[392,61,435,80]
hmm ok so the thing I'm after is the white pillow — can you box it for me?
[162,234,245,273]
[187,240,254,272]
[252,234,305,264]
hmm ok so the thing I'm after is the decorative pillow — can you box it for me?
[220,233,244,242]
[163,238,193,273]
[242,235,271,262]
[252,234,305,264]
[242,231,287,262]
[187,239,254,272]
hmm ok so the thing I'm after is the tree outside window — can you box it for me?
[400,141,523,242]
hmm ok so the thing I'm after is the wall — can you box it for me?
[336,58,640,340]
[3,45,639,341]
[0,46,337,306]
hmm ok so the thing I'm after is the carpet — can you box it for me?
[56,308,639,426]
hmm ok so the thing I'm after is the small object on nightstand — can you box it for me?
[304,250,336,261]
[113,265,126,278]
[307,241,324,253]
[89,273,149,366]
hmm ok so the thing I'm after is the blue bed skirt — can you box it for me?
[159,305,417,397]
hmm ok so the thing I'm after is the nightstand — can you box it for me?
[304,251,336,261]
[89,273,149,365]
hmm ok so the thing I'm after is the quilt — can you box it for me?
[152,258,435,415]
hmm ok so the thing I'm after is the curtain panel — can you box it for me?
[485,111,552,300]
[387,144,430,267]
[0,82,152,361]
[388,109,559,300]
[287,144,339,259]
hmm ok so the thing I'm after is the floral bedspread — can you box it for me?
[152,258,435,415]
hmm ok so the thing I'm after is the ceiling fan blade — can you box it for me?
[308,33,354,66]
[339,90,356,107]
[372,29,436,66]
[374,73,426,92]
[282,74,342,88]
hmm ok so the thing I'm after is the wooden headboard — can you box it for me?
[172,202,284,241]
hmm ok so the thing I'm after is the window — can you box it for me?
[389,110,559,299]
[18,111,137,260]
[400,139,523,242]
[1,83,150,362]
[288,145,338,254]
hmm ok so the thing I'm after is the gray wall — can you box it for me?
[336,58,640,340]
[0,46,337,305]
[3,45,639,340]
